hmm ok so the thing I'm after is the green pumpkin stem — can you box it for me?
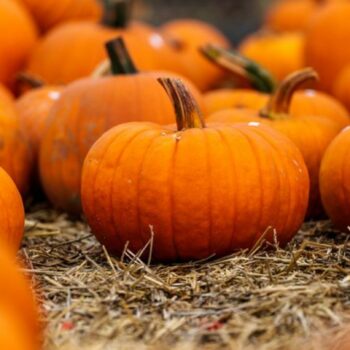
[262,68,319,117]
[158,78,206,131]
[105,37,138,75]
[102,0,133,28]
[200,44,276,93]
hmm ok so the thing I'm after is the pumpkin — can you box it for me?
[239,32,305,82]
[304,2,350,92]
[0,0,37,88]
[16,84,62,163]
[320,127,350,231]
[39,37,205,214]
[0,168,24,251]
[159,19,230,91]
[0,84,14,105]
[333,64,350,111]
[26,1,159,85]
[0,246,41,349]
[19,0,102,32]
[208,69,340,218]
[0,94,33,195]
[202,46,350,128]
[81,77,309,261]
[265,0,317,32]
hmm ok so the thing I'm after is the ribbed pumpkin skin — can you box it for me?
[204,89,350,128]
[305,3,350,92]
[0,0,37,87]
[239,33,305,82]
[265,0,317,32]
[0,247,41,349]
[39,73,204,214]
[320,127,350,231]
[20,0,102,32]
[159,19,230,91]
[82,122,309,262]
[0,97,33,195]
[27,21,157,85]
[0,168,24,251]
[16,86,62,160]
[207,111,340,218]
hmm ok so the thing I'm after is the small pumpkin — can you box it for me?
[202,46,350,128]
[26,0,159,84]
[158,19,231,91]
[19,0,102,32]
[39,37,205,214]
[0,94,33,195]
[208,69,340,218]
[0,168,25,251]
[0,246,41,349]
[239,31,305,82]
[81,77,309,262]
[0,0,37,88]
[320,127,350,231]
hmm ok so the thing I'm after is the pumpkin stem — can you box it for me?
[102,0,133,28]
[15,72,45,89]
[262,68,319,116]
[200,44,276,93]
[158,78,206,131]
[105,37,138,75]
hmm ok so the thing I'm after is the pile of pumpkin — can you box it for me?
[2,0,350,348]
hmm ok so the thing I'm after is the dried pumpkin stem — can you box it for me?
[102,0,133,28]
[158,78,206,131]
[263,68,319,116]
[15,72,45,89]
[200,44,276,93]
[105,37,138,75]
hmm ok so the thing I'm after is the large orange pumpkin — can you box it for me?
[0,168,24,251]
[304,2,350,92]
[202,47,350,128]
[81,78,309,261]
[19,0,102,32]
[159,19,230,91]
[0,246,41,349]
[320,127,350,231]
[0,94,33,195]
[208,69,340,218]
[0,0,37,88]
[239,32,305,82]
[26,1,159,84]
[39,38,205,214]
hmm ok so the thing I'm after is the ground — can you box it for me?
[21,204,350,350]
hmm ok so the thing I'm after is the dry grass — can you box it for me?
[20,204,350,350]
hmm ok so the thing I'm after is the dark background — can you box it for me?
[134,0,274,44]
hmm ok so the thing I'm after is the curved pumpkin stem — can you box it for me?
[105,37,138,75]
[102,0,133,28]
[200,44,276,93]
[158,78,206,131]
[263,68,319,117]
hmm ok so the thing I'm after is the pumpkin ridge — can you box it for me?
[341,144,350,214]
[216,128,237,255]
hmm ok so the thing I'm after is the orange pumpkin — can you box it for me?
[0,84,14,105]
[19,0,102,32]
[0,94,33,195]
[159,19,230,91]
[39,38,205,214]
[305,2,350,92]
[239,32,305,82]
[202,47,350,128]
[0,0,37,88]
[208,69,340,218]
[333,64,350,111]
[265,0,317,32]
[26,1,159,84]
[0,168,24,251]
[16,85,62,163]
[81,78,309,261]
[0,246,41,349]
[320,127,350,231]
